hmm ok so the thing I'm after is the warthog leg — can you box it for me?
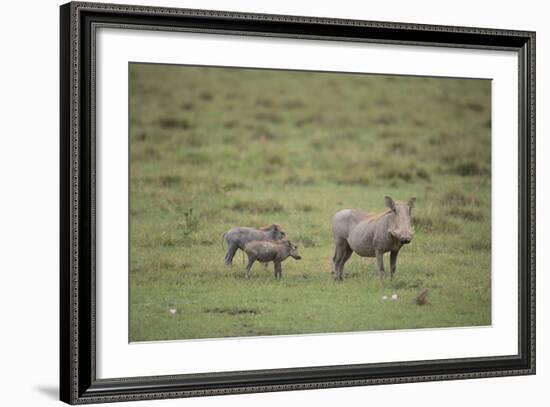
[390,250,399,281]
[376,250,385,281]
[245,256,256,279]
[224,243,239,266]
[333,238,352,281]
[274,261,282,279]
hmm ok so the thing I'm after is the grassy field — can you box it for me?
[129,63,491,341]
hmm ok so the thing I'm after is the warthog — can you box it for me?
[222,224,286,266]
[243,239,302,279]
[332,196,416,281]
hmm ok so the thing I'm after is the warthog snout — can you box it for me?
[390,229,414,244]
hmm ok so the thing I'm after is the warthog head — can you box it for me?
[385,196,416,245]
[286,240,302,260]
[265,224,286,240]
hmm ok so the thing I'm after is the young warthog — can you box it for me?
[243,239,302,279]
[332,196,416,281]
[222,224,286,266]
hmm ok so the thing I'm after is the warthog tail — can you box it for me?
[221,233,226,251]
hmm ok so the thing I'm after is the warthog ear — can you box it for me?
[408,197,416,209]
[272,224,279,230]
[384,196,396,211]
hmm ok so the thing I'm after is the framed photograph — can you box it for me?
[60,1,535,404]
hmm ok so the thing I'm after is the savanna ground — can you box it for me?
[129,63,491,341]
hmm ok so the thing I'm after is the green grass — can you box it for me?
[129,64,491,341]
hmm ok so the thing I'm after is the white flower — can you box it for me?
[169,308,177,315]
[391,294,398,300]
[382,295,388,300]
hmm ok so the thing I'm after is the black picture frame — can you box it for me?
[60,1,536,404]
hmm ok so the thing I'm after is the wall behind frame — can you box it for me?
[0,0,545,406]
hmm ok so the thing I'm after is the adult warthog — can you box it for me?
[222,224,286,266]
[332,196,416,281]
